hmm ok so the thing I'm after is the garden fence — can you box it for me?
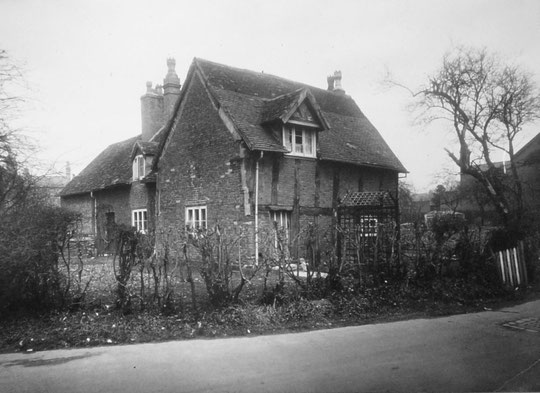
[495,242,528,288]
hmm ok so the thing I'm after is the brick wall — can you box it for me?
[129,180,156,232]
[130,181,149,210]
[156,72,246,255]
[61,194,94,235]
[94,186,131,229]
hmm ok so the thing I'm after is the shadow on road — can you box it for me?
[0,351,100,368]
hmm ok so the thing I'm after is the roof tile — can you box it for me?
[196,58,406,172]
[60,136,139,196]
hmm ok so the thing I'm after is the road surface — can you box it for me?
[1,299,540,392]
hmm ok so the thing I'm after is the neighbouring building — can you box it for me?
[513,132,540,214]
[36,162,72,207]
[457,133,540,225]
[61,58,406,261]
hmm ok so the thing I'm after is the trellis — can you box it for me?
[336,191,399,278]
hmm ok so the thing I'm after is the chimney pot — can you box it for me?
[167,58,176,72]
[333,70,344,93]
[327,75,335,91]
[146,81,153,93]
[163,58,181,120]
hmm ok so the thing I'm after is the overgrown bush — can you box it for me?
[0,204,80,315]
[400,214,517,299]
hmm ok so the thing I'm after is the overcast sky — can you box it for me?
[1,0,540,192]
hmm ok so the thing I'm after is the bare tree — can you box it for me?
[0,49,34,215]
[413,47,540,226]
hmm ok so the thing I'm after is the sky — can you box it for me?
[1,0,540,192]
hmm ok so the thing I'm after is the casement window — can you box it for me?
[186,206,207,231]
[359,215,378,237]
[283,124,316,158]
[132,209,148,233]
[132,155,145,181]
[270,210,291,244]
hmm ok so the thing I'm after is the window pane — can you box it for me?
[186,207,207,230]
[295,129,303,153]
[202,208,207,228]
[304,131,313,156]
[132,209,148,232]
[138,157,145,178]
[283,128,292,150]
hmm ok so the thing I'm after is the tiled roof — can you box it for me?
[212,88,288,152]
[61,119,169,196]
[340,191,396,208]
[319,112,405,169]
[515,132,540,165]
[194,58,406,172]
[60,136,139,196]
[64,58,407,198]
[260,89,305,124]
[131,140,159,160]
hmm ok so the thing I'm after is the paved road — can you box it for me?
[1,300,540,393]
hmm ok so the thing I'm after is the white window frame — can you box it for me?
[283,124,316,158]
[132,154,145,181]
[270,210,291,246]
[132,209,148,234]
[186,206,207,231]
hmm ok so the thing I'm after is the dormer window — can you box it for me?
[132,154,145,180]
[283,124,316,158]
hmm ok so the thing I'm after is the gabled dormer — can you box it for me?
[261,88,329,158]
[130,141,158,182]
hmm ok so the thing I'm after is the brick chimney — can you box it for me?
[141,81,164,142]
[163,58,181,119]
[327,70,345,94]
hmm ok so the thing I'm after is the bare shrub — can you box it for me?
[185,224,258,307]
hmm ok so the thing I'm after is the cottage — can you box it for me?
[61,58,406,260]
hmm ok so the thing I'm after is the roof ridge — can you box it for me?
[195,57,310,88]
[515,132,540,158]
[194,57,351,99]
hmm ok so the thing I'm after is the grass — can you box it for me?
[0,255,538,354]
